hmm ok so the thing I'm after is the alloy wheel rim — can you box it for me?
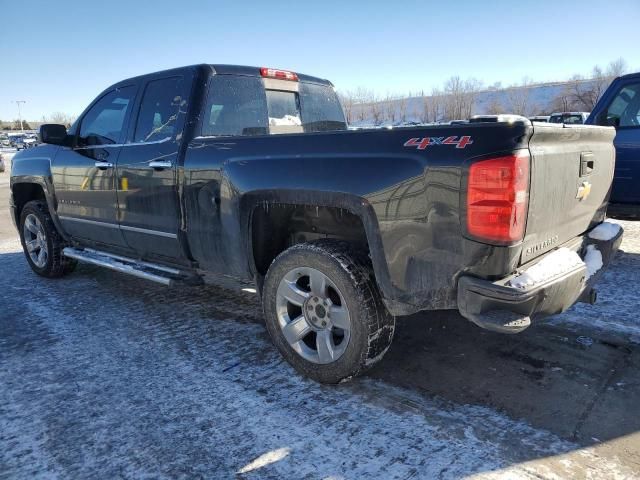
[23,214,48,268]
[276,266,351,364]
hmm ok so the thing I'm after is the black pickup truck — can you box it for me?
[10,64,623,383]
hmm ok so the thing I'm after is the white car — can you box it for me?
[23,136,37,147]
[529,115,550,123]
[548,112,590,124]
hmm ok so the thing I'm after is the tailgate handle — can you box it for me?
[580,152,594,177]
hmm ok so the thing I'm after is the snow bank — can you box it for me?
[588,221,621,241]
[269,115,301,126]
[509,248,583,289]
[583,244,603,280]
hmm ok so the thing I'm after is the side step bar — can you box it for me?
[62,247,200,286]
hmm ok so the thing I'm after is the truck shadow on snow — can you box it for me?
[369,309,639,446]
[371,248,640,445]
[81,247,640,449]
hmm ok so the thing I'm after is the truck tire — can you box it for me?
[262,240,395,384]
[19,200,76,278]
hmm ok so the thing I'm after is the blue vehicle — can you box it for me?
[587,72,640,218]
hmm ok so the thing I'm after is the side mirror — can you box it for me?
[39,124,68,145]
[605,116,620,128]
[596,111,619,128]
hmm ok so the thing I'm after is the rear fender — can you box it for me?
[239,189,395,306]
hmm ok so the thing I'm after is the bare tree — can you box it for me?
[397,96,408,123]
[568,58,628,111]
[427,89,444,123]
[442,76,482,120]
[567,75,598,111]
[506,77,533,115]
[341,87,373,123]
[43,112,77,127]
[384,94,397,124]
[549,83,577,113]
[486,97,504,115]
[607,57,628,78]
[337,91,356,123]
[369,94,383,125]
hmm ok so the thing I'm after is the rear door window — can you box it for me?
[134,76,188,143]
[202,76,268,136]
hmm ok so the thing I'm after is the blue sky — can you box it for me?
[1,0,638,121]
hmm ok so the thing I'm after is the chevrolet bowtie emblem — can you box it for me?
[576,181,592,201]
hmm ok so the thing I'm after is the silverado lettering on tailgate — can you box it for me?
[524,235,560,258]
[404,136,473,150]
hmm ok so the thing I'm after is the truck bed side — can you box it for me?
[183,123,532,314]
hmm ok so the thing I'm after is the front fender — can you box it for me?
[9,145,69,239]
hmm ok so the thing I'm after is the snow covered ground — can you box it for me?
[0,237,637,479]
[550,219,640,343]
[1,151,639,478]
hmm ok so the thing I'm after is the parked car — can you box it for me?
[10,64,622,383]
[529,115,550,123]
[23,135,38,148]
[470,114,526,123]
[586,72,640,218]
[10,135,27,150]
[0,153,5,173]
[548,112,590,124]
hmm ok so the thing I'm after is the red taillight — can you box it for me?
[260,67,298,81]
[466,153,530,243]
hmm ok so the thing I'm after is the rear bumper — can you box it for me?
[457,226,623,333]
[607,202,640,220]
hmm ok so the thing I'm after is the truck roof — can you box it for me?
[113,64,333,88]
[618,71,640,81]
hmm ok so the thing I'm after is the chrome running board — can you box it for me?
[62,247,199,286]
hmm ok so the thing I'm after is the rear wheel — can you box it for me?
[262,240,395,384]
[19,200,76,278]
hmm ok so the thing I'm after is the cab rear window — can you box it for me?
[202,75,346,137]
[266,90,303,134]
[299,82,347,132]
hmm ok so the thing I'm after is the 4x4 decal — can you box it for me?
[404,136,473,150]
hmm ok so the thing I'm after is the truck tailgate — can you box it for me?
[521,124,616,264]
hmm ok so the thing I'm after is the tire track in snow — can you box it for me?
[0,244,635,478]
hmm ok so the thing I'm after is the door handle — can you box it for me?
[95,161,114,169]
[148,160,173,170]
[580,152,594,177]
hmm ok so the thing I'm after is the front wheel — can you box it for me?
[19,200,76,278]
[262,240,395,384]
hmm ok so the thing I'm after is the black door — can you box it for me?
[116,75,191,259]
[52,86,137,247]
